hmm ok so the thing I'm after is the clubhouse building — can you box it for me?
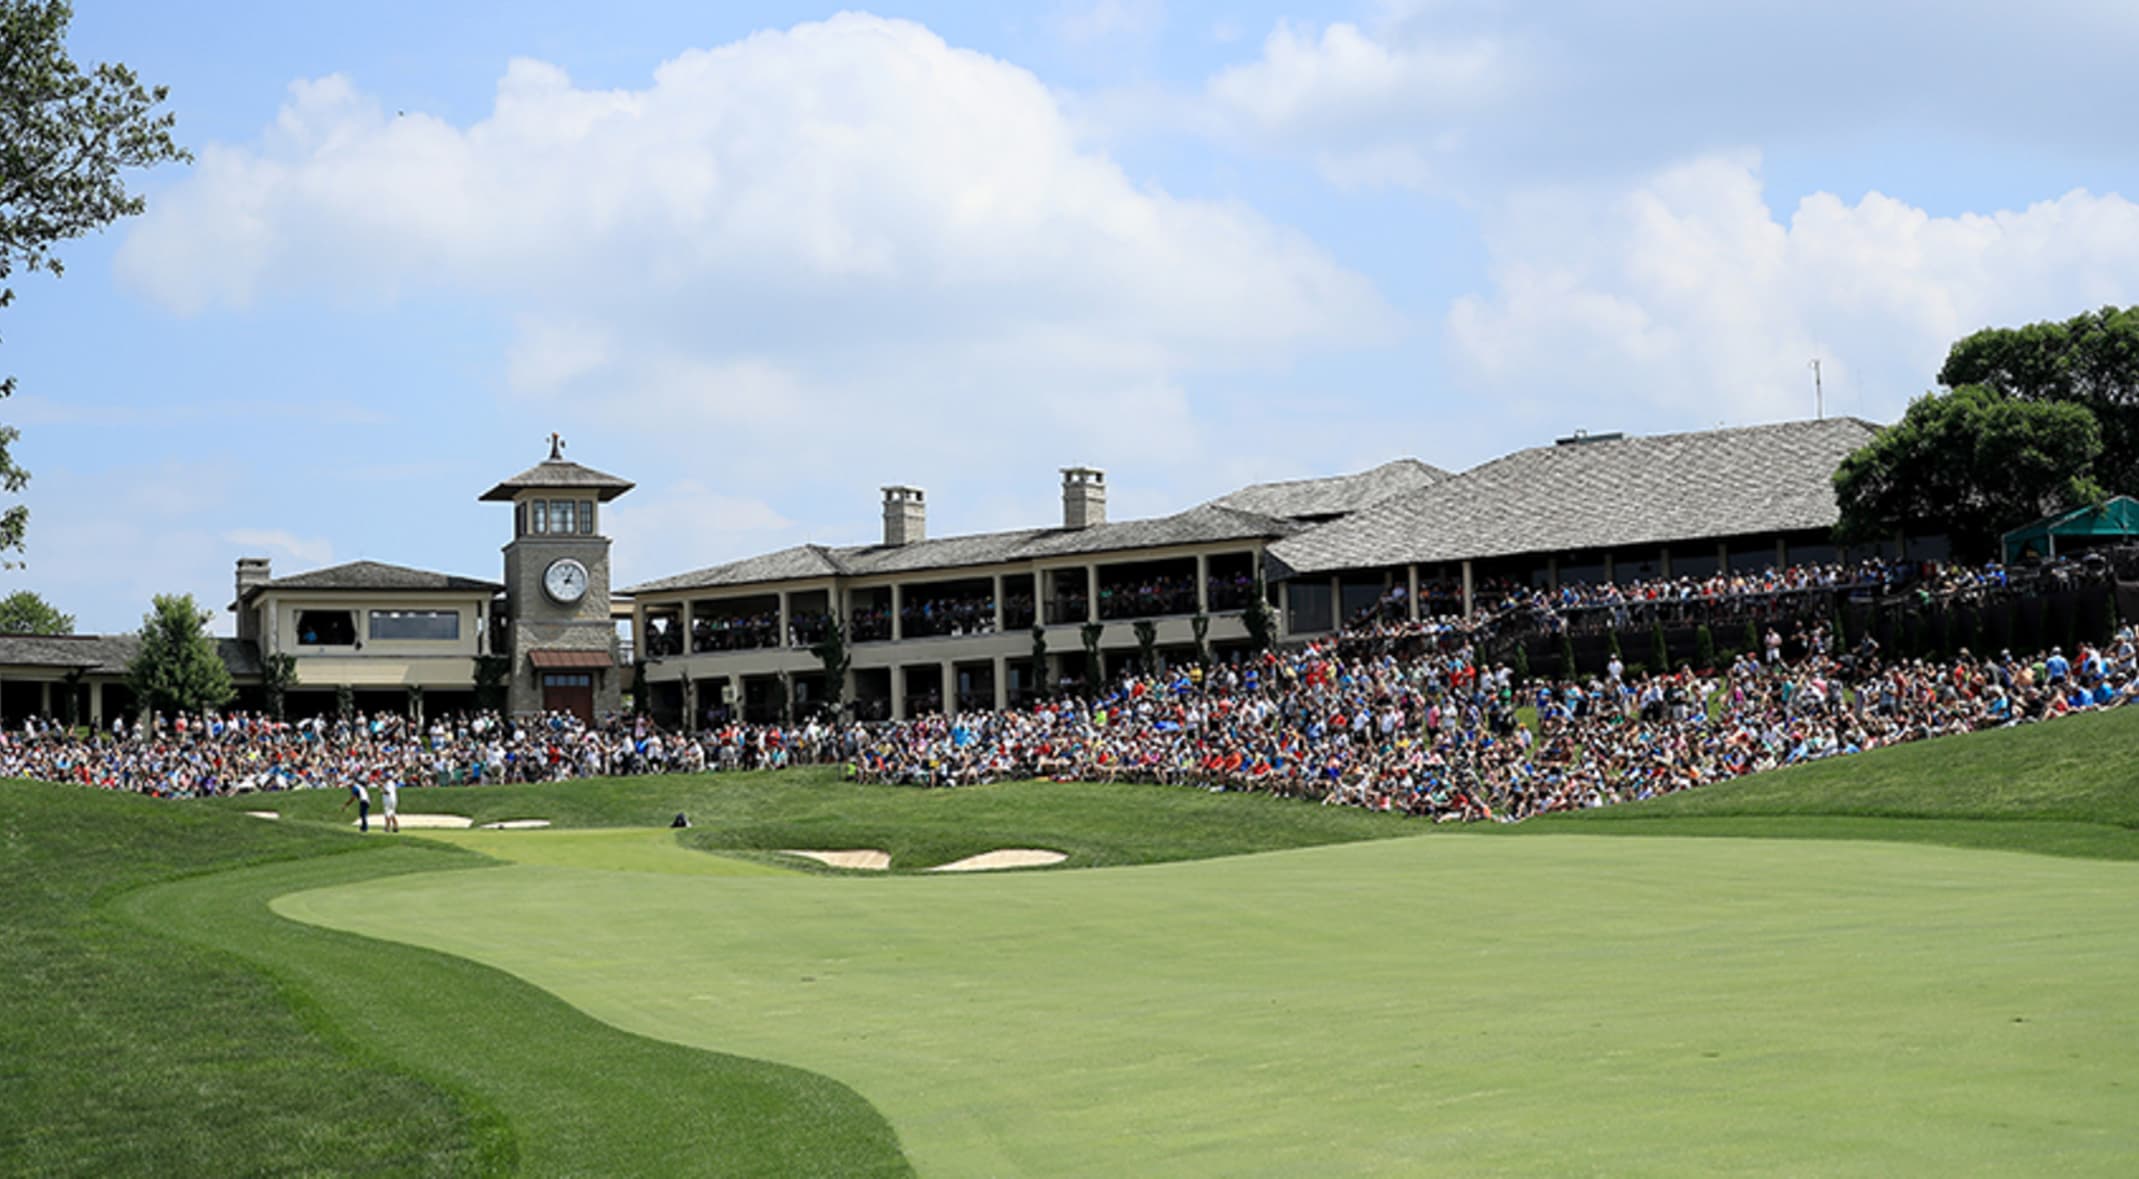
[0,417,1939,727]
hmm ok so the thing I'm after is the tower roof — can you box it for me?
[479,436,634,502]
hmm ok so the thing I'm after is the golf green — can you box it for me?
[278,833,2139,1177]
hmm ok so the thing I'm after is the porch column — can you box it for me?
[1280,581,1293,636]
[90,681,105,727]
[890,665,907,720]
[1659,546,1672,577]
[1085,565,1099,623]
[941,659,957,718]
[1195,553,1210,612]
[40,681,51,717]
[680,600,695,656]
[1776,537,1788,568]
[725,675,740,724]
[778,591,792,648]
[993,574,1005,632]
[1328,575,1341,632]
[1406,564,1420,621]
[993,654,1009,711]
[1461,560,1475,618]
[891,584,905,640]
[1603,552,1615,583]
[1717,541,1729,572]
[682,678,698,733]
[1547,556,1558,591]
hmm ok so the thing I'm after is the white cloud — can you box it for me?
[1200,17,1507,189]
[118,13,1391,526]
[1188,0,2139,194]
[223,528,335,566]
[1446,154,2139,426]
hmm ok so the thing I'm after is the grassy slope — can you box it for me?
[1527,704,2139,858]
[210,768,1415,870]
[1,781,912,1177]
[0,783,495,1176]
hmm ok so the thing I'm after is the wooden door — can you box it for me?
[541,672,595,724]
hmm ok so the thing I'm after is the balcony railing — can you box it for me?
[1097,584,1199,621]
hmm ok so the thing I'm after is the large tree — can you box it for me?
[1834,385,2103,560]
[0,587,70,633]
[1,1,189,555]
[1939,305,2139,493]
[127,593,233,714]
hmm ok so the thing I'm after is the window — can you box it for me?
[578,501,594,534]
[1286,580,1334,634]
[543,673,592,688]
[295,609,357,646]
[532,501,549,534]
[369,610,461,642]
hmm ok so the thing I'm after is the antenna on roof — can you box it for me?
[548,432,565,461]
[1808,358,1824,421]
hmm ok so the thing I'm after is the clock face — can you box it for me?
[543,558,590,604]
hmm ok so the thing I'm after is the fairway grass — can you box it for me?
[283,834,2139,1177]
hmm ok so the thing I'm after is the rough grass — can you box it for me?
[1,781,911,1177]
[0,784,495,1176]
[209,768,1417,870]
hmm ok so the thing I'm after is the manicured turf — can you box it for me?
[282,833,2139,1177]
[23,710,2139,1175]
[211,768,1417,869]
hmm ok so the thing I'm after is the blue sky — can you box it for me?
[13,0,2139,633]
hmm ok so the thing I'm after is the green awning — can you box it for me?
[2001,495,2139,562]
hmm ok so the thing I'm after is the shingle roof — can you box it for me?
[0,633,139,674]
[0,634,263,678]
[624,505,1300,595]
[1208,458,1448,520]
[479,458,635,502]
[249,560,502,599]
[1266,417,1883,576]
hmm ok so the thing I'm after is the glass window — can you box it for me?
[295,610,357,646]
[369,610,461,642]
[579,501,595,534]
[1286,579,1334,634]
[532,500,549,534]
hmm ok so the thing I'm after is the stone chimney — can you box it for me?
[882,486,926,546]
[1061,467,1106,529]
[235,557,272,644]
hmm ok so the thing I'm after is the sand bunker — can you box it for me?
[782,849,892,871]
[356,813,473,829]
[479,819,553,830]
[244,810,280,820]
[928,849,1068,872]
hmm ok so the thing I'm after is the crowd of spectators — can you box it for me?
[0,708,860,800]
[11,555,2127,825]
[845,623,2137,819]
[1097,574,1199,620]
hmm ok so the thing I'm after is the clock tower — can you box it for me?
[480,435,635,721]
